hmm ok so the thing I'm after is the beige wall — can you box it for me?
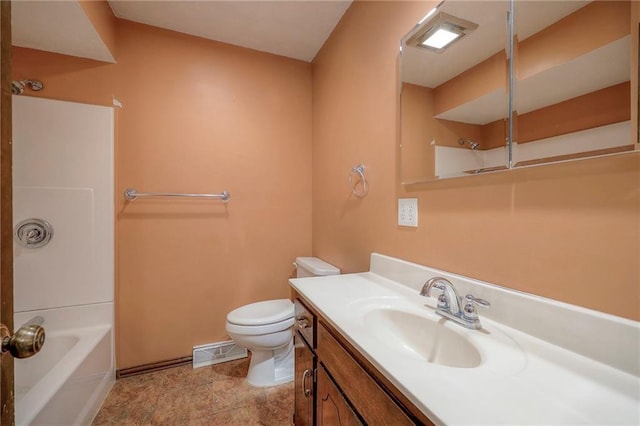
[12,0,640,373]
[517,82,630,144]
[312,0,639,321]
[13,19,312,369]
[400,83,436,182]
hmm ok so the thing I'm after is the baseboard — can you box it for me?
[116,356,193,379]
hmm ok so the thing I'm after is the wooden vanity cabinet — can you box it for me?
[316,364,362,425]
[293,294,433,426]
[317,322,415,425]
[294,298,316,426]
[294,332,315,426]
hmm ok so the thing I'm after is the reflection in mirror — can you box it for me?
[400,1,511,182]
[512,1,634,167]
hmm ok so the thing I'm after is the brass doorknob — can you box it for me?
[1,324,45,359]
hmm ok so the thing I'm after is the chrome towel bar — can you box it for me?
[124,188,230,202]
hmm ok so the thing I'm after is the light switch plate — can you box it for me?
[398,198,418,227]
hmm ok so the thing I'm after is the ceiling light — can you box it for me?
[421,27,461,49]
[407,12,478,53]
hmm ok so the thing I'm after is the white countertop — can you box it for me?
[290,254,640,425]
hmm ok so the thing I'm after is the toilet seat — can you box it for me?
[226,317,295,336]
[226,299,294,336]
[227,299,294,326]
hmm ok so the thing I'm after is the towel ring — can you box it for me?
[349,164,369,198]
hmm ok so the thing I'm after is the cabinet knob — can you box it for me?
[296,316,310,329]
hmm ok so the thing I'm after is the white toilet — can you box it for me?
[225,257,340,387]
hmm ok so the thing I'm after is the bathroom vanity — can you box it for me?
[290,254,639,425]
[293,293,431,425]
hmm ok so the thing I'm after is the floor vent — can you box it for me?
[192,340,247,369]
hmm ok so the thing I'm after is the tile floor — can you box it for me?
[93,358,294,425]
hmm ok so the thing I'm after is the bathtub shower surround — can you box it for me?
[12,96,113,311]
[12,96,115,425]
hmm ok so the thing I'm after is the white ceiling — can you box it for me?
[108,0,353,62]
[11,1,351,64]
[12,0,115,63]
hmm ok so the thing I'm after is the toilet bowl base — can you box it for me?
[246,340,294,387]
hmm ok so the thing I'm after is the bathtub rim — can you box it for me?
[15,324,112,426]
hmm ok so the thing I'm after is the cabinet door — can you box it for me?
[318,323,417,425]
[294,332,314,426]
[316,365,362,426]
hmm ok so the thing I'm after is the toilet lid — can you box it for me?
[227,299,294,326]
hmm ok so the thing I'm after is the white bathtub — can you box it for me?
[14,304,114,426]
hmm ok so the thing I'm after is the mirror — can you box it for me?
[400,1,511,183]
[400,0,636,183]
[512,1,634,167]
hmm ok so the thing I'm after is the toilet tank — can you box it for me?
[295,257,340,278]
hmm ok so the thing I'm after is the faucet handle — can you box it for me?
[420,279,450,309]
[436,292,449,310]
[462,294,490,322]
[465,294,490,308]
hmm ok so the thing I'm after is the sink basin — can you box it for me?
[363,308,482,368]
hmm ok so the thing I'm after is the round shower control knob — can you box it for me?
[14,218,54,249]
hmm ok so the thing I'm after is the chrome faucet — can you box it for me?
[420,277,490,330]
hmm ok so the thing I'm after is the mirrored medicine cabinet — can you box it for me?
[400,0,637,183]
